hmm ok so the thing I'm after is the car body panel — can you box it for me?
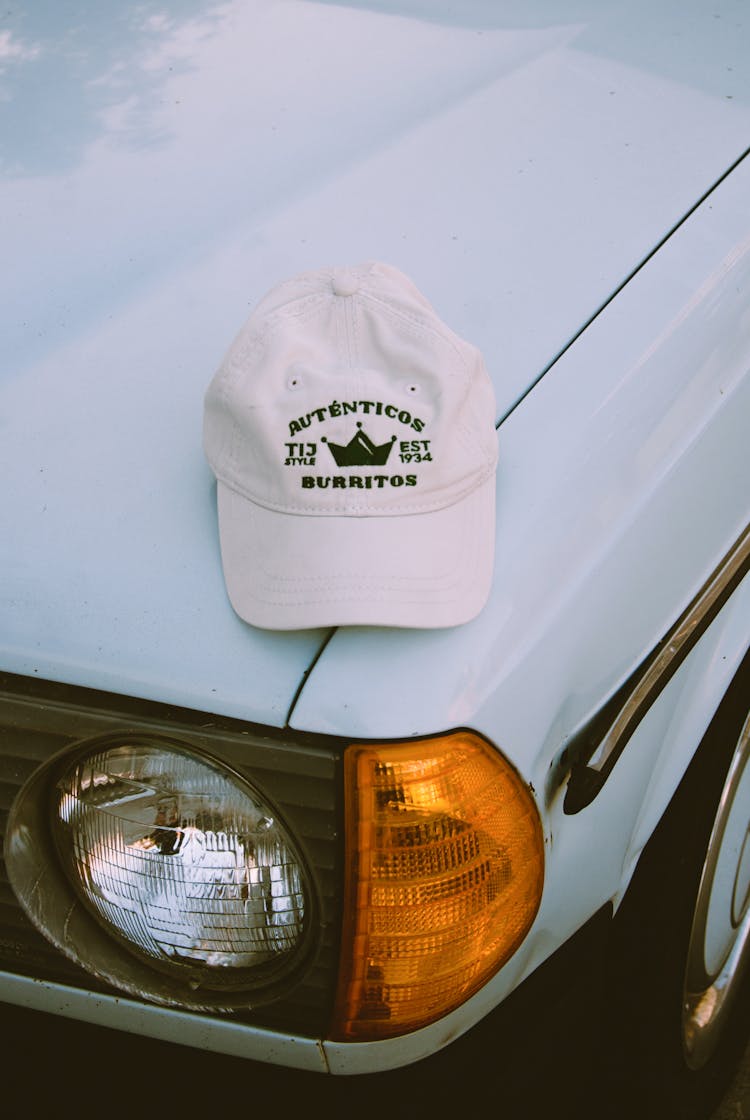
[2,579,747,1078]
[3,0,750,719]
[0,335,329,727]
[2,0,750,1081]
[291,152,750,761]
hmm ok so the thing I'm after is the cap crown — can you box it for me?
[204,262,497,517]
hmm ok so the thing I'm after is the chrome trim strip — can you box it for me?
[564,522,750,813]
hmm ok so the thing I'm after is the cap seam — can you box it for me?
[224,292,328,374]
[219,297,331,477]
[360,289,471,370]
[354,290,489,458]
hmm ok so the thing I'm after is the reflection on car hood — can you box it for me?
[2,0,750,725]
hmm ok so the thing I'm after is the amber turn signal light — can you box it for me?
[331,731,544,1041]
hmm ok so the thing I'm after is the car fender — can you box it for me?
[616,572,750,906]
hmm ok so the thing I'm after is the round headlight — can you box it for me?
[52,737,310,993]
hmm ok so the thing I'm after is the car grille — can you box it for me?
[0,672,343,1037]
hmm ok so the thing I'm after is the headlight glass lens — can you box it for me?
[53,739,309,989]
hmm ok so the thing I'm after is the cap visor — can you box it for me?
[215,477,496,630]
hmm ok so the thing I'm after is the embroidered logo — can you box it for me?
[282,399,432,491]
[322,424,396,467]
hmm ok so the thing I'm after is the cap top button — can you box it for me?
[332,270,361,297]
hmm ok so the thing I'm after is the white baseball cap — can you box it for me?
[203,261,498,630]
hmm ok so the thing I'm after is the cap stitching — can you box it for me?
[234,499,486,603]
[218,296,331,476]
[362,290,471,368]
[218,461,495,516]
[246,548,476,591]
[249,562,470,589]
[226,292,328,371]
[357,289,490,458]
[349,289,364,403]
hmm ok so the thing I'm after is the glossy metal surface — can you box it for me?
[564,522,750,812]
[292,153,750,759]
[682,714,750,1070]
[301,145,750,1075]
[2,1,750,717]
[2,0,750,1076]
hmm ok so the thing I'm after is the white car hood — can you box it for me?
[2,1,749,727]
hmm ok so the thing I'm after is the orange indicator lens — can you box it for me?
[331,731,544,1040]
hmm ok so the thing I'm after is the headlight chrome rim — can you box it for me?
[6,731,319,1012]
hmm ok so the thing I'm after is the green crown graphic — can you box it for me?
[322,424,396,467]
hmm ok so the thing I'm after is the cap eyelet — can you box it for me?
[287,374,303,391]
